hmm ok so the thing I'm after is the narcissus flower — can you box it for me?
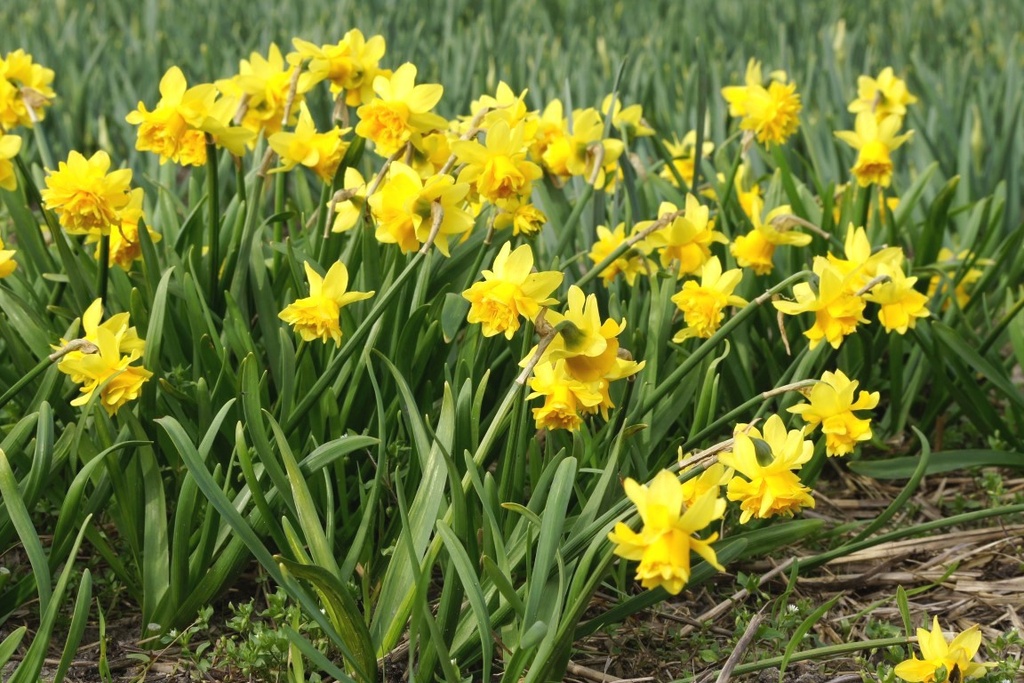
[0,49,55,129]
[864,263,930,334]
[926,247,986,310]
[659,130,714,189]
[540,107,623,189]
[679,462,732,510]
[894,617,991,682]
[608,471,726,595]
[640,194,728,276]
[788,370,879,457]
[125,66,219,165]
[279,261,374,346]
[600,94,655,139]
[774,258,869,349]
[671,257,748,341]
[268,102,349,182]
[835,112,913,188]
[56,299,150,416]
[329,168,368,233]
[730,198,811,275]
[527,359,603,432]
[826,224,904,292]
[848,67,917,120]
[462,242,562,339]
[722,59,801,146]
[493,201,547,236]
[0,133,21,191]
[92,188,162,270]
[291,30,389,106]
[452,120,542,204]
[367,161,473,256]
[42,150,133,236]
[719,415,815,523]
[587,223,652,287]
[217,43,308,138]
[355,63,447,157]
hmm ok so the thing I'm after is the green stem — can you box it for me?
[206,140,221,310]
[632,270,812,418]
[0,356,51,411]
[96,234,109,305]
[552,182,596,263]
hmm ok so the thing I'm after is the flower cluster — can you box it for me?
[56,300,152,416]
[774,225,930,348]
[526,287,644,432]
[835,67,917,188]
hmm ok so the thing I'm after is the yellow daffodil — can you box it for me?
[640,194,728,276]
[367,161,473,256]
[608,471,726,595]
[600,94,655,139]
[461,81,533,135]
[462,242,562,339]
[542,285,614,364]
[493,201,547,236]
[835,112,913,188]
[56,299,150,416]
[730,197,811,275]
[826,224,905,291]
[722,59,801,146]
[279,261,374,346]
[679,462,732,511]
[865,263,931,334]
[330,167,368,233]
[774,258,869,349]
[659,130,714,188]
[719,415,815,523]
[217,43,307,138]
[355,63,447,157]
[0,235,16,277]
[0,133,21,191]
[540,107,623,189]
[848,67,917,121]
[42,150,133,236]
[587,223,653,287]
[125,66,220,165]
[788,370,879,457]
[671,257,748,341]
[452,120,542,204]
[268,102,349,182]
[291,30,389,106]
[894,617,991,683]
[527,359,603,432]
[0,49,55,130]
[90,187,161,270]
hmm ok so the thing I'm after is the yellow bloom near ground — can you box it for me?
[279,261,374,346]
[788,369,879,457]
[608,470,725,595]
[894,617,991,682]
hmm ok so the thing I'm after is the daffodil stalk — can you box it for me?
[632,269,814,419]
[205,136,220,309]
[574,208,685,287]
[0,339,98,411]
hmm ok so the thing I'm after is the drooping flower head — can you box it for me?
[462,242,562,339]
[367,161,473,256]
[42,150,133,237]
[864,263,930,334]
[774,257,869,350]
[788,370,879,457]
[279,261,374,346]
[730,197,811,275]
[527,359,603,432]
[608,470,726,595]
